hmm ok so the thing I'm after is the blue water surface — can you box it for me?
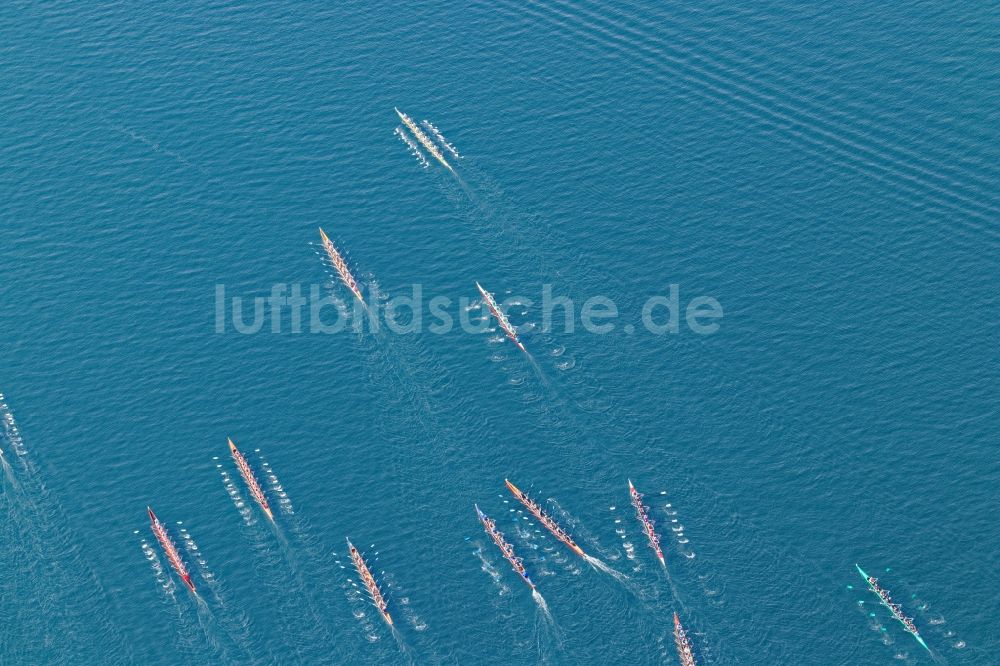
[1,1,997,664]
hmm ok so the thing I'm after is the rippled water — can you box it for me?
[1,1,997,664]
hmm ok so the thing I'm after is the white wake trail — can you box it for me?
[585,555,629,582]
[138,535,204,655]
[532,589,550,617]
[532,589,567,662]
[1,451,17,487]
[0,393,29,459]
